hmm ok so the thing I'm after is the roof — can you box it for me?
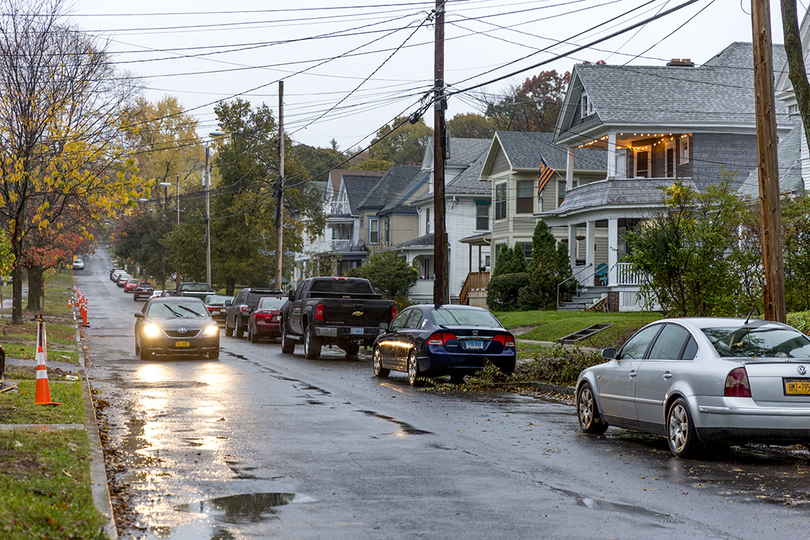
[357,164,421,210]
[493,131,606,171]
[738,119,805,196]
[342,175,383,214]
[386,232,434,250]
[424,137,492,169]
[446,149,490,195]
[555,42,789,144]
[379,169,429,214]
[327,169,384,198]
[547,178,699,217]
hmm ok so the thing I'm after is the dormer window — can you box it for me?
[788,104,799,116]
[580,93,594,118]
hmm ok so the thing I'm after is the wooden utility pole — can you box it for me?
[275,80,285,290]
[433,0,447,305]
[752,0,786,322]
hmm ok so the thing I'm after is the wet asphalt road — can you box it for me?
[78,250,810,539]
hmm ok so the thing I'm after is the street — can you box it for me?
[78,250,810,539]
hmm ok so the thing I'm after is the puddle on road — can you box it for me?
[360,409,433,436]
[140,493,312,539]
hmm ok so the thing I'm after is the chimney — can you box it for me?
[666,58,695,67]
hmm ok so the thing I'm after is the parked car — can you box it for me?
[248,296,287,343]
[123,278,141,293]
[133,282,154,301]
[280,277,396,359]
[111,269,127,282]
[372,304,515,386]
[134,297,220,360]
[203,294,233,326]
[72,258,84,270]
[225,288,284,339]
[576,317,810,458]
[116,273,132,287]
[173,282,215,301]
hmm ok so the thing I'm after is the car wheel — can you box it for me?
[577,382,609,435]
[667,398,700,458]
[133,295,137,301]
[248,323,258,343]
[139,345,150,361]
[344,343,360,358]
[135,337,140,356]
[225,317,234,337]
[209,349,220,360]
[304,325,321,360]
[235,316,245,339]
[372,347,389,378]
[407,350,422,387]
[281,322,295,354]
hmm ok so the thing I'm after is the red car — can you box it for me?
[247,296,287,343]
[133,282,154,301]
[123,278,141,293]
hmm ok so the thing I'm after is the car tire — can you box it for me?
[304,325,321,360]
[225,317,234,337]
[235,316,245,339]
[281,323,295,354]
[667,397,700,458]
[372,346,389,378]
[248,323,258,343]
[344,343,360,358]
[407,350,422,387]
[139,344,150,361]
[577,382,609,435]
[135,338,140,357]
[209,350,219,360]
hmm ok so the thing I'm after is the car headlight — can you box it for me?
[143,324,161,338]
[203,324,219,336]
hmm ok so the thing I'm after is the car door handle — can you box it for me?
[663,372,672,379]
[628,370,637,378]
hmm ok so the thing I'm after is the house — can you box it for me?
[478,131,606,266]
[543,42,789,311]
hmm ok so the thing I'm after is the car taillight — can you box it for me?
[724,367,752,397]
[207,306,217,312]
[390,305,397,322]
[255,311,270,320]
[239,305,250,315]
[315,304,325,322]
[493,334,516,347]
[428,332,456,346]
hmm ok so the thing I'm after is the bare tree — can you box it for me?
[781,1,810,152]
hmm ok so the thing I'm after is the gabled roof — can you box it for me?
[422,137,492,170]
[379,169,429,215]
[554,42,789,145]
[357,164,421,211]
[342,175,382,215]
[738,119,805,196]
[386,232,434,251]
[326,168,384,199]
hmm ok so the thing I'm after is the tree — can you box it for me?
[782,1,810,154]
[447,113,495,139]
[368,116,433,165]
[623,178,761,317]
[492,245,513,277]
[518,221,574,310]
[347,251,418,298]
[781,192,810,311]
[0,0,145,322]
[113,207,176,289]
[476,70,570,133]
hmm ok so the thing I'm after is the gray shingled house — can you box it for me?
[543,42,790,311]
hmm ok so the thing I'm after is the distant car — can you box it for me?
[116,273,132,287]
[225,288,285,338]
[203,294,233,326]
[72,258,84,270]
[110,268,124,280]
[134,297,220,361]
[576,317,810,458]
[248,296,287,343]
[123,278,141,293]
[372,304,516,386]
[133,282,154,301]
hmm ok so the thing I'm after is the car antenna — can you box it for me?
[744,307,757,325]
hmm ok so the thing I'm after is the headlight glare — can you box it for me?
[143,324,161,338]
[204,324,219,336]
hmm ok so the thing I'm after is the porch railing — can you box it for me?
[459,271,490,305]
[556,263,593,308]
[615,262,642,285]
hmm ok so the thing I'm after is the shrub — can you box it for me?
[487,272,529,311]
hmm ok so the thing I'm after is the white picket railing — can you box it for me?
[615,262,642,285]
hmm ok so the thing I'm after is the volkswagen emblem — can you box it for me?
[177,328,188,334]
[798,365,807,376]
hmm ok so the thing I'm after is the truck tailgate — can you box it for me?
[322,299,392,327]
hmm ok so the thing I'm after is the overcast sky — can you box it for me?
[68,0,789,150]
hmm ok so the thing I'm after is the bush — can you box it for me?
[487,272,529,311]
[787,311,810,334]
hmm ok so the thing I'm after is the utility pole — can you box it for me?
[205,145,212,287]
[752,0,786,322]
[175,172,180,289]
[433,0,447,305]
[275,80,285,290]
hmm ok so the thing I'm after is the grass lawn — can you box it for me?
[495,310,662,349]
[0,381,84,424]
[0,430,108,540]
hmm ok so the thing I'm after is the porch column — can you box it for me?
[607,131,616,179]
[585,220,596,284]
[568,224,577,269]
[608,218,618,286]
[566,147,575,190]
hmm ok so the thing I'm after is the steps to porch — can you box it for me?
[558,286,609,311]
[557,323,613,345]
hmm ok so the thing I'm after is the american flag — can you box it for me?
[537,156,555,199]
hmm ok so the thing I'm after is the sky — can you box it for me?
[67,0,792,151]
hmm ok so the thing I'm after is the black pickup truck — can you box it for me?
[280,277,397,359]
[172,282,215,301]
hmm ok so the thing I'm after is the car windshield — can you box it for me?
[702,326,810,359]
[258,296,286,309]
[206,295,231,305]
[431,308,502,327]
[309,280,373,294]
[182,283,211,291]
[148,301,208,318]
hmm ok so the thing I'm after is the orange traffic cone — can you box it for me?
[35,316,60,406]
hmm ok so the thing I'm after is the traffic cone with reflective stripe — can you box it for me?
[34,316,60,406]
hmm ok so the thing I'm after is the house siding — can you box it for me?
[692,132,757,189]
[388,214,418,246]
[491,147,511,175]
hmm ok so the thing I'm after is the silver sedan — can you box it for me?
[576,317,810,457]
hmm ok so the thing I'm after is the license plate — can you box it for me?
[175,341,190,348]
[351,327,363,335]
[784,378,810,395]
[219,308,226,313]
[465,340,484,350]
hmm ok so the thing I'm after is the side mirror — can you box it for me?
[601,347,617,360]
[225,299,232,306]
[288,289,295,301]
[134,313,143,319]
[379,322,389,332]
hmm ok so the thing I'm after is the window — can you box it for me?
[475,202,490,230]
[495,184,507,220]
[359,217,364,228]
[558,180,566,207]
[369,218,379,244]
[679,137,690,164]
[405,309,423,329]
[384,216,390,244]
[617,324,662,360]
[516,181,533,213]
[425,207,431,233]
[634,148,649,178]
[648,324,692,360]
[789,104,799,116]
[517,242,532,261]
[665,139,676,178]
[580,93,594,118]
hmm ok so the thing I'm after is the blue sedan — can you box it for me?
[372,304,516,386]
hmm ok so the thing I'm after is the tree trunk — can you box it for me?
[11,235,23,324]
[26,265,45,311]
[782,0,810,150]
[226,276,236,297]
